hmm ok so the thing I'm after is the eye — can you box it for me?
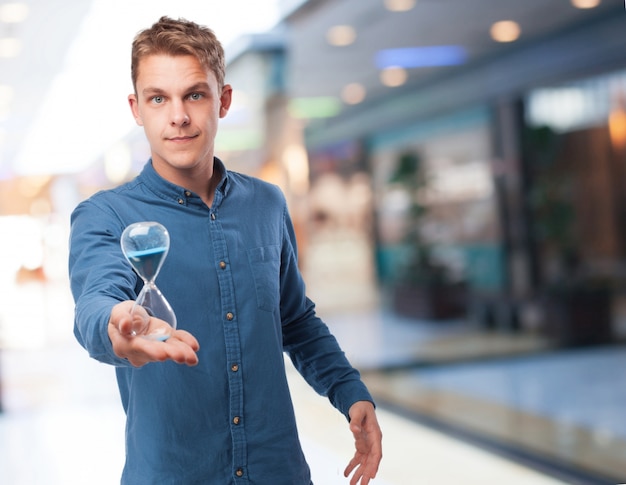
[189,93,203,101]
[151,95,164,104]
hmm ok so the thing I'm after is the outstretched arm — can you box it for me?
[344,401,383,485]
[108,300,200,367]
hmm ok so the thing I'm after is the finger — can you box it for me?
[344,455,360,478]
[171,329,200,351]
[350,421,363,437]
[115,303,149,336]
[109,326,152,367]
[130,310,150,335]
[131,335,170,362]
[116,312,134,336]
[349,466,364,485]
[163,337,199,366]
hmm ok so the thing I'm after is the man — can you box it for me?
[69,16,382,485]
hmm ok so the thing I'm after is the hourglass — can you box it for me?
[120,221,177,341]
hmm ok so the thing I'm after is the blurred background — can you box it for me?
[1,0,625,483]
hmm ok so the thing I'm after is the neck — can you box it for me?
[152,158,222,207]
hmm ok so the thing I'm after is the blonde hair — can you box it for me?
[131,16,225,91]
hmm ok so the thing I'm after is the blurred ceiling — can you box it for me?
[286,0,620,109]
[0,0,281,177]
[0,0,621,178]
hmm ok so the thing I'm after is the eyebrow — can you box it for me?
[141,82,212,97]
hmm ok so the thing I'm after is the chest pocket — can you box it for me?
[247,245,281,312]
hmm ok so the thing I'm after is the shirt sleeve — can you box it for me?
[278,202,374,420]
[68,198,138,367]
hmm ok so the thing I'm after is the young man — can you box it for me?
[69,16,382,485]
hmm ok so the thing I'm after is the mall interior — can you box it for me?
[1,0,626,483]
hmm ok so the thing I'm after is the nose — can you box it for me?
[170,102,190,127]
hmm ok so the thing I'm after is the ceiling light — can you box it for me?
[380,66,407,87]
[490,20,521,43]
[0,2,29,23]
[0,37,21,57]
[570,0,601,8]
[376,45,467,69]
[384,0,416,12]
[326,25,356,47]
[341,83,366,105]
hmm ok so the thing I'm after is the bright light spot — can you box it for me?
[527,87,591,132]
[0,2,29,23]
[384,0,416,12]
[609,103,626,150]
[430,160,493,203]
[0,128,5,169]
[570,0,601,8]
[326,25,356,47]
[0,37,21,57]
[385,187,411,212]
[0,84,13,103]
[282,144,309,196]
[0,216,44,270]
[341,83,366,105]
[380,66,407,87]
[490,21,521,43]
[104,142,132,184]
[0,84,14,117]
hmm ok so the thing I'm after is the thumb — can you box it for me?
[349,411,365,435]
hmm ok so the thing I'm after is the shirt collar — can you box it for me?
[139,158,230,205]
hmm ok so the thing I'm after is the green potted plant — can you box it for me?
[389,150,466,320]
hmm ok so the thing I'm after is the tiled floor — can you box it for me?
[322,309,551,371]
[410,347,626,438]
[364,346,626,483]
[0,278,576,484]
[0,340,571,485]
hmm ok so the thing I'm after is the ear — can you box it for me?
[128,94,144,126]
[219,84,233,118]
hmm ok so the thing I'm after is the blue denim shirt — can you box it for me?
[69,160,373,484]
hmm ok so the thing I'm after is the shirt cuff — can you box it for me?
[330,380,375,420]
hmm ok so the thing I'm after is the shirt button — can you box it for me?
[233,416,240,425]
[231,363,239,372]
[185,190,192,197]
[177,198,184,205]
[211,213,216,220]
[226,312,234,321]
[235,468,244,477]
[219,261,227,269]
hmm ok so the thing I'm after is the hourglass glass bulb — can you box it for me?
[120,221,177,340]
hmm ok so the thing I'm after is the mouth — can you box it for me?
[167,134,199,142]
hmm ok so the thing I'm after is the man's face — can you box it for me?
[128,54,231,178]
